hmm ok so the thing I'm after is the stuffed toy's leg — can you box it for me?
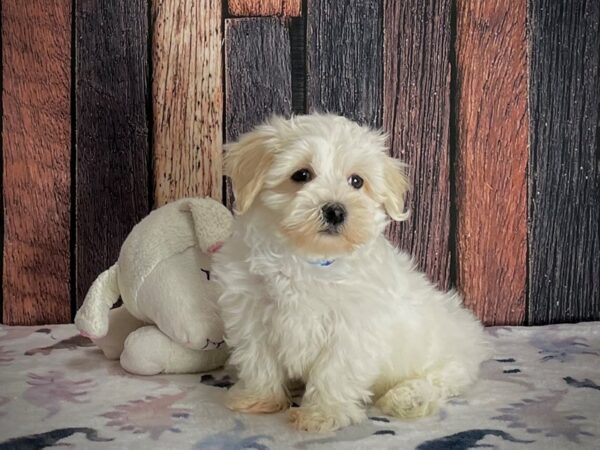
[92,306,145,360]
[120,325,229,375]
[75,264,121,339]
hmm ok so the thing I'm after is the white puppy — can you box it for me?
[212,114,490,432]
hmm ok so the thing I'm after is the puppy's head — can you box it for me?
[225,114,409,258]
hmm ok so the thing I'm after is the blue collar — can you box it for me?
[307,259,335,267]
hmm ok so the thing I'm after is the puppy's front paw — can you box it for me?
[225,386,289,414]
[288,406,363,432]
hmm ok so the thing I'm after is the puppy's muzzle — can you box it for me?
[321,203,346,234]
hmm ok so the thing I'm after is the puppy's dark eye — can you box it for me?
[291,168,313,183]
[348,174,364,189]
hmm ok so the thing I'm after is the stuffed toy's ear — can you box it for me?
[382,156,411,221]
[224,127,275,215]
[183,198,233,254]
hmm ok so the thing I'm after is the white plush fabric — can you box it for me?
[74,197,232,375]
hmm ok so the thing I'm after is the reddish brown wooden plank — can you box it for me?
[455,0,528,325]
[2,0,72,324]
[152,0,223,205]
[383,0,451,290]
[228,0,301,17]
[528,0,600,324]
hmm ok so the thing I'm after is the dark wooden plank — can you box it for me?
[454,0,528,325]
[528,0,600,324]
[289,17,306,114]
[224,18,292,206]
[76,0,150,307]
[2,0,72,324]
[383,0,451,291]
[152,0,223,205]
[306,0,382,128]
[228,0,301,17]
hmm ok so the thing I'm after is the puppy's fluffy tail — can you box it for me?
[74,264,121,339]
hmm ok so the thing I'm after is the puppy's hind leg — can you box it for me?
[375,378,441,419]
[375,362,475,419]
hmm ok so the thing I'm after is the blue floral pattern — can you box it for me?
[0,322,598,449]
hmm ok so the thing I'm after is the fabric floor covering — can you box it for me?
[0,322,599,449]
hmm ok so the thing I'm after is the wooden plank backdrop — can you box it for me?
[2,0,72,324]
[228,0,301,17]
[306,0,382,127]
[1,1,599,326]
[289,17,306,114]
[152,0,223,206]
[224,17,293,207]
[455,0,528,325]
[528,0,600,324]
[383,0,452,290]
[75,0,150,308]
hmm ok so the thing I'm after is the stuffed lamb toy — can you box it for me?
[75,197,232,375]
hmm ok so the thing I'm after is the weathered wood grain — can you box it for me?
[306,0,382,127]
[76,0,150,307]
[228,0,301,17]
[152,0,223,205]
[2,0,72,324]
[383,0,451,291]
[224,18,293,206]
[289,17,306,114]
[454,0,528,325]
[528,0,600,324]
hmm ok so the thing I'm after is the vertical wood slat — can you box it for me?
[2,0,72,324]
[76,0,150,307]
[152,0,223,206]
[228,0,302,17]
[224,18,293,207]
[528,0,600,324]
[455,0,528,325]
[289,18,306,115]
[383,0,452,290]
[306,0,383,128]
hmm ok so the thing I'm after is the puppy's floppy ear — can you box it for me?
[382,156,411,221]
[224,127,275,215]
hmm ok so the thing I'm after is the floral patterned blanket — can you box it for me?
[0,323,598,450]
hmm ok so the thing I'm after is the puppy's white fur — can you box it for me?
[212,114,490,432]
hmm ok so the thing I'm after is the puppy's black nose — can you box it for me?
[322,203,346,226]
